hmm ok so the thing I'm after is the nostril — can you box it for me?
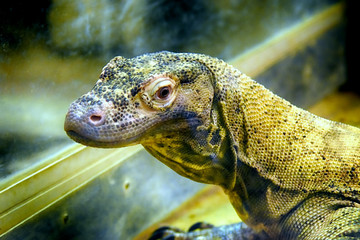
[89,113,105,126]
[90,115,102,122]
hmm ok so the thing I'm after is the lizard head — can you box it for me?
[64,51,215,147]
[65,51,235,187]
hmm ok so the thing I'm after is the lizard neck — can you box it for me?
[216,75,305,236]
[219,71,360,201]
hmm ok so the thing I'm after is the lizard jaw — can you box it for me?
[65,128,138,148]
[65,129,98,146]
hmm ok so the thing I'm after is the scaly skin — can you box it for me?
[64,52,360,239]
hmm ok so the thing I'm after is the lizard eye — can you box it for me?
[156,86,171,100]
[143,76,177,109]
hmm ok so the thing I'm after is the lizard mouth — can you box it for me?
[65,128,139,148]
[66,130,92,144]
[65,127,103,147]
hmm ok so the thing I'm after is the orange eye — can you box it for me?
[156,86,171,99]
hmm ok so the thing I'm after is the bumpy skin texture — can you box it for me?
[64,52,360,239]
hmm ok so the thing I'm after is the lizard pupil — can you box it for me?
[157,86,170,99]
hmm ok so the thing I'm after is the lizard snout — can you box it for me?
[64,100,109,146]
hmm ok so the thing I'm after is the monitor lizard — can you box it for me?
[64,51,360,239]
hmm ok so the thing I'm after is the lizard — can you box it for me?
[64,51,360,239]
